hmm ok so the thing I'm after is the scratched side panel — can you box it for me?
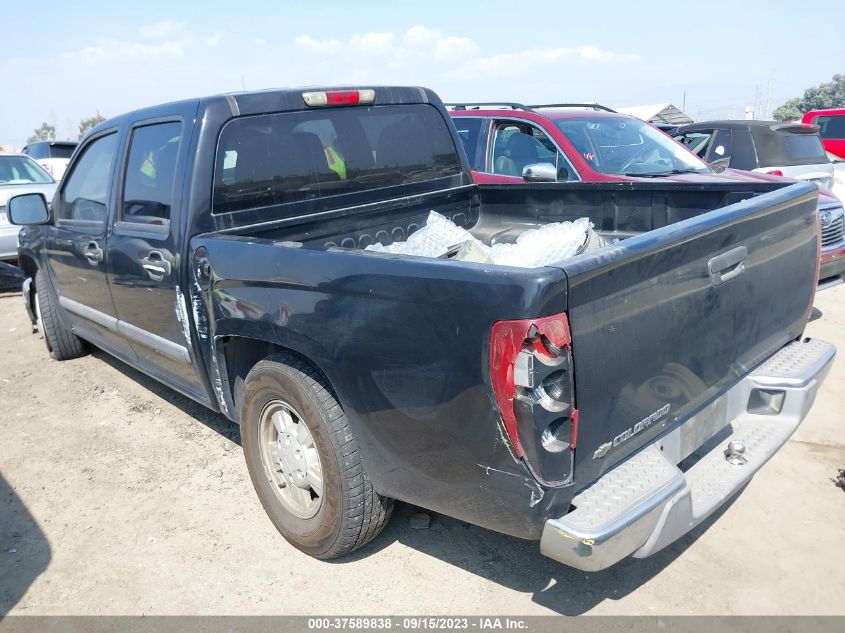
[189,235,572,539]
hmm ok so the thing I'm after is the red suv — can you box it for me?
[802,108,845,159]
[448,102,845,287]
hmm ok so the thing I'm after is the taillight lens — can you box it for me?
[766,169,785,177]
[490,312,578,484]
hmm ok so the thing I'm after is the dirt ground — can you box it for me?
[1,284,844,616]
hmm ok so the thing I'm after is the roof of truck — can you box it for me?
[86,86,442,140]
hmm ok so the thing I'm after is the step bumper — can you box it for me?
[540,338,836,571]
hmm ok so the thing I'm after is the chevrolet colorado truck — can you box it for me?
[7,86,835,571]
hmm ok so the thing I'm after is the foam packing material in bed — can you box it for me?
[365,211,603,268]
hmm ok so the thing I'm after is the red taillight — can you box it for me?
[490,312,573,458]
[766,169,785,177]
[302,89,376,107]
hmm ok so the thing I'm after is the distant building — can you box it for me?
[615,103,693,125]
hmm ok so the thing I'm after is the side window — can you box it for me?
[490,121,574,180]
[451,117,483,167]
[121,122,182,227]
[705,129,732,163]
[24,144,46,160]
[673,131,714,158]
[57,133,118,229]
[816,115,845,140]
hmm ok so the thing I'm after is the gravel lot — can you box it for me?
[1,285,844,616]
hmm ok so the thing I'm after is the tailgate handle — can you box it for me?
[708,246,747,286]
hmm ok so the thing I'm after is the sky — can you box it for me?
[2,0,843,148]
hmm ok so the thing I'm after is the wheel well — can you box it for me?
[18,253,38,282]
[220,336,334,420]
[18,254,38,315]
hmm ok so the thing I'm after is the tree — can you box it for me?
[78,112,106,140]
[26,122,56,144]
[773,73,845,121]
[773,98,803,122]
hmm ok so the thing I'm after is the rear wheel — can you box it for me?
[241,353,393,559]
[35,270,87,360]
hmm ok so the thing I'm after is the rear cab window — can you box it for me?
[48,144,76,159]
[213,104,464,217]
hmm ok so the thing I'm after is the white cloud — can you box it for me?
[348,32,395,56]
[204,33,224,48]
[59,38,188,64]
[451,45,642,80]
[138,20,185,39]
[295,34,342,55]
[294,27,638,77]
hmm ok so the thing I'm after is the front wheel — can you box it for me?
[241,353,393,559]
[35,270,87,361]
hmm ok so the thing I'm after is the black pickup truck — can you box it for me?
[8,86,835,571]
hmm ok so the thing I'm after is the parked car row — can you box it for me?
[447,102,845,287]
[4,85,835,572]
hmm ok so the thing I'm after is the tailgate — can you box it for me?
[557,182,820,488]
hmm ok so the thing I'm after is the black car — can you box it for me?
[671,120,833,183]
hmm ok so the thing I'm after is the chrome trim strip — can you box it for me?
[59,296,118,331]
[58,295,191,364]
[117,320,191,364]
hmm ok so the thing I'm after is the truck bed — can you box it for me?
[193,179,819,539]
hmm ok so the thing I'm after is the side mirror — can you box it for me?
[7,193,50,225]
[708,156,731,173]
[522,162,558,182]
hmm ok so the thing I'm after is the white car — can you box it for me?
[0,154,57,261]
[21,140,77,181]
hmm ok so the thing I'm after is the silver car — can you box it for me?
[0,154,57,261]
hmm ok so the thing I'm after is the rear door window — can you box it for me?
[704,129,732,163]
[213,104,463,215]
[121,121,182,227]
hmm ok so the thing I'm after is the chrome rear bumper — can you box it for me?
[540,338,836,571]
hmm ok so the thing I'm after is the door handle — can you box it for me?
[83,240,103,266]
[707,245,747,286]
[141,250,172,281]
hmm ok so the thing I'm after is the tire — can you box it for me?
[241,353,393,559]
[35,270,87,361]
